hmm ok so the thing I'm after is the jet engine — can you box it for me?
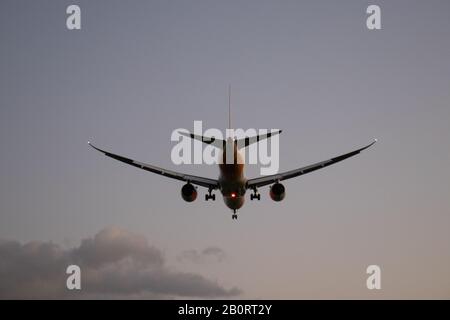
[181,183,197,202]
[270,183,285,201]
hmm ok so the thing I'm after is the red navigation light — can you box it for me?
[231,192,236,198]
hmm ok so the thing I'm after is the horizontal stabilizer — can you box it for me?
[235,130,282,149]
[178,131,225,149]
[178,130,282,150]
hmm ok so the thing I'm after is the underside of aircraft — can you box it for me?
[89,132,376,220]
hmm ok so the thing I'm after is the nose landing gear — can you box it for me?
[232,209,238,220]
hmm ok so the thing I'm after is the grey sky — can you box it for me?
[1,0,450,298]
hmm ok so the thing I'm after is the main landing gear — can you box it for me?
[232,209,238,220]
[250,187,260,201]
[205,188,215,201]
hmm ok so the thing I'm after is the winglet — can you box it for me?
[87,141,105,154]
[358,138,377,152]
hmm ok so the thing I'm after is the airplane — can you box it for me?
[89,89,376,220]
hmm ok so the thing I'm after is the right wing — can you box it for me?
[89,142,219,189]
[246,139,377,189]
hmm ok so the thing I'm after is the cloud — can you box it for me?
[177,246,227,264]
[73,228,164,268]
[0,227,241,299]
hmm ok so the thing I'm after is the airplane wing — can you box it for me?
[246,139,377,189]
[88,142,219,189]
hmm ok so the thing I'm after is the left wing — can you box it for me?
[246,139,377,189]
[89,142,219,189]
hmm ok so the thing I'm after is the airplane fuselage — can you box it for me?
[218,141,247,211]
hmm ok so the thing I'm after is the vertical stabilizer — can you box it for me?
[228,84,231,130]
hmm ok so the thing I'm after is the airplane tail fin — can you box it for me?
[178,86,281,150]
[228,84,232,130]
[177,86,232,150]
[178,130,282,150]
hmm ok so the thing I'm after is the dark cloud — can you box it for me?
[0,227,241,299]
[177,246,227,264]
[72,228,164,268]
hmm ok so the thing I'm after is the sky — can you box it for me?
[1,0,450,299]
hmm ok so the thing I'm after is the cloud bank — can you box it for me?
[0,227,241,299]
[177,246,227,264]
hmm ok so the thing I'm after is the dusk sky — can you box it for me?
[1,0,450,299]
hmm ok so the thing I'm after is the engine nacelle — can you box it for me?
[181,183,197,202]
[270,183,285,202]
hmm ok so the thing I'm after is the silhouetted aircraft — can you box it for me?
[89,88,376,220]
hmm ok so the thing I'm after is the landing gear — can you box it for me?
[205,188,216,201]
[232,209,238,220]
[250,187,260,201]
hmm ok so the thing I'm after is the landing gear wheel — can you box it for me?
[250,188,260,201]
[232,214,238,220]
[205,189,216,201]
[250,193,261,201]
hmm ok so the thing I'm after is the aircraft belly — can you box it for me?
[224,195,245,210]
